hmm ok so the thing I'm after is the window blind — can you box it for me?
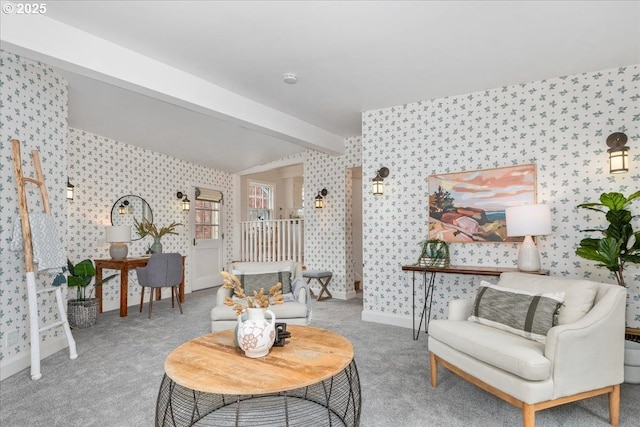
[195,188,223,203]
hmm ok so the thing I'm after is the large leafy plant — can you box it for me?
[67,259,116,301]
[576,191,640,287]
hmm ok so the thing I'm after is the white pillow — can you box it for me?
[498,272,598,324]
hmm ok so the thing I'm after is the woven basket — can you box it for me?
[67,298,99,329]
[418,257,450,268]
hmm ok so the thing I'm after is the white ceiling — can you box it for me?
[1,1,639,173]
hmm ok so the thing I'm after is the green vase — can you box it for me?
[150,237,163,254]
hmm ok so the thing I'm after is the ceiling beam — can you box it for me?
[0,13,345,156]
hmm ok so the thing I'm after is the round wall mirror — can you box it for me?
[111,195,153,241]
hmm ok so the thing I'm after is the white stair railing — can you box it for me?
[240,219,304,263]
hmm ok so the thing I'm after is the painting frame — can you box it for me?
[428,164,536,243]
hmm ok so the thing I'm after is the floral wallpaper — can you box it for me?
[303,137,361,299]
[0,51,69,377]
[67,129,234,312]
[0,50,235,379]
[361,65,640,329]
[2,47,638,382]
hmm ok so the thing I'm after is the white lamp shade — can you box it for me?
[105,225,131,243]
[505,204,551,237]
[609,149,629,174]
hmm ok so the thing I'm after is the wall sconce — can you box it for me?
[118,200,129,214]
[607,132,629,174]
[315,189,328,209]
[177,191,190,211]
[66,178,75,200]
[505,203,552,272]
[373,167,390,195]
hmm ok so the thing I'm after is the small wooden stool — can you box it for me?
[303,270,333,301]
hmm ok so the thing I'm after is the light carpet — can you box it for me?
[1,288,638,426]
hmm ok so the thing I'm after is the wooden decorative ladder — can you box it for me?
[11,139,77,380]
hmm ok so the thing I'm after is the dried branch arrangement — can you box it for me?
[221,271,284,316]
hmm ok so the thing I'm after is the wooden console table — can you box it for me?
[95,256,185,317]
[401,265,549,340]
[627,328,640,338]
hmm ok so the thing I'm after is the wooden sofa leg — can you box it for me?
[609,384,620,427]
[430,352,438,387]
[523,403,535,427]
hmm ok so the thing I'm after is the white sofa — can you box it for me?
[210,260,311,332]
[428,272,627,427]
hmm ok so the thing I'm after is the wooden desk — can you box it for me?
[401,264,549,340]
[157,325,361,426]
[95,256,185,317]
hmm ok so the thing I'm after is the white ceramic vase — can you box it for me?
[237,307,276,358]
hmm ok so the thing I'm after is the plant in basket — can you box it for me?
[66,259,116,329]
[417,239,450,268]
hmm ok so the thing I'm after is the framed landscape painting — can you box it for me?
[428,164,536,243]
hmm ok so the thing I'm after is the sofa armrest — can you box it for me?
[544,285,626,396]
[215,286,233,307]
[296,286,307,304]
[448,298,473,321]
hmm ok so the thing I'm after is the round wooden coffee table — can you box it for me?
[156,325,361,426]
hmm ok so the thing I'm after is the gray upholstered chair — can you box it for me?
[135,253,183,319]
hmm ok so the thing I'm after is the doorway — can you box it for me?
[350,167,363,292]
[190,186,224,291]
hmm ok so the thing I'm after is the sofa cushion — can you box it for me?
[232,269,292,294]
[429,319,551,381]
[497,272,598,324]
[469,281,564,343]
[211,300,307,321]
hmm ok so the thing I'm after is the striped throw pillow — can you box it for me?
[468,281,565,343]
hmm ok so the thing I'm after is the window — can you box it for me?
[195,188,222,240]
[248,182,274,220]
[195,200,220,239]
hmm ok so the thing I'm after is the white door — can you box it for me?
[190,187,224,291]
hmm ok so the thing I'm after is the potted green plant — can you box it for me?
[576,191,640,383]
[66,259,116,329]
[576,191,640,287]
[133,218,182,254]
[417,239,450,268]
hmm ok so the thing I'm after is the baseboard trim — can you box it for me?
[361,310,412,330]
[0,336,70,381]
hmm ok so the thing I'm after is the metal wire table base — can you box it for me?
[156,360,361,427]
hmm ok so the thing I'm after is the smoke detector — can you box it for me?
[283,73,298,84]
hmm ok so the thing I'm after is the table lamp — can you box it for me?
[505,203,551,272]
[105,225,131,260]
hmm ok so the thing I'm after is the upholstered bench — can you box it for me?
[303,270,333,301]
